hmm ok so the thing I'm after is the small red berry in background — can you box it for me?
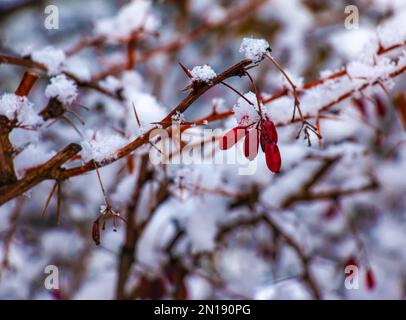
[344,255,359,268]
[365,268,376,291]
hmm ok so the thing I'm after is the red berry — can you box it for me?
[265,143,281,173]
[244,128,259,160]
[365,268,376,290]
[344,255,358,268]
[219,126,247,150]
[263,120,278,143]
[352,98,368,120]
[373,94,386,118]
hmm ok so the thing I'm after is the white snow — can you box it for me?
[14,144,56,175]
[190,65,217,83]
[171,111,185,123]
[31,46,66,76]
[0,93,42,127]
[122,71,167,137]
[80,130,128,162]
[64,57,91,82]
[99,76,122,93]
[232,91,261,126]
[94,0,159,41]
[329,28,376,60]
[239,38,270,62]
[347,57,396,84]
[45,74,78,105]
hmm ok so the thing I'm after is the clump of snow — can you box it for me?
[31,46,66,75]
[95,0,159,41]
[171,111,185,123]
[347,56,396,84]
[329,28,376,60]
[0,93,42,127]
[232,91,261,126]
[239,38,270,62]
[64,58,91,82]
[111,174,137,206]
[190,65,217,83]
[41,230,85,258]
[81,130,127,162]
[279,70,304,90]
[121,71,167,137]
[99,76,123,93]
[211,97,228,112]
[398,50,406,68]
[45,74,78,105]
[377,9,406,48]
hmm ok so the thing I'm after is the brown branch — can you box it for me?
[0,143,82,205]
[0,198,24,273]
[51,59,252,180]
[116,154,151,299]
[281,157,340,208]
[0,0,47,19]
[14,71,40,97]
[92,0,267,80]
[209,211,322,299]
[261,214,322,299]
[0,117,17,187]
[261,38,406,105]
[0,54,46,70]
[0,53,123,101]
[0,71,39,187]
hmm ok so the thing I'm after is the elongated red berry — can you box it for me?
[373,94,386,118]
[244,128,259,160]
[265,143,281,173]
[219,126,247,150]
[260,120,278,151]
[365,268,376,290]
[352,98,368,120]
[263,120,278,143]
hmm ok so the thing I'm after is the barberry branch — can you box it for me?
[0,143,82,205]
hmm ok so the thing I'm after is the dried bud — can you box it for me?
[92,219,101,245]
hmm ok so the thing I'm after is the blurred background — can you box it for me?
[0,0,406,299]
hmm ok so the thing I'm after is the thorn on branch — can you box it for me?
[178,62,192,78]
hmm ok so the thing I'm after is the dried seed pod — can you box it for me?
[92,219,101,246]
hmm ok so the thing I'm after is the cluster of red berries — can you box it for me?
[219,119,281,173]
